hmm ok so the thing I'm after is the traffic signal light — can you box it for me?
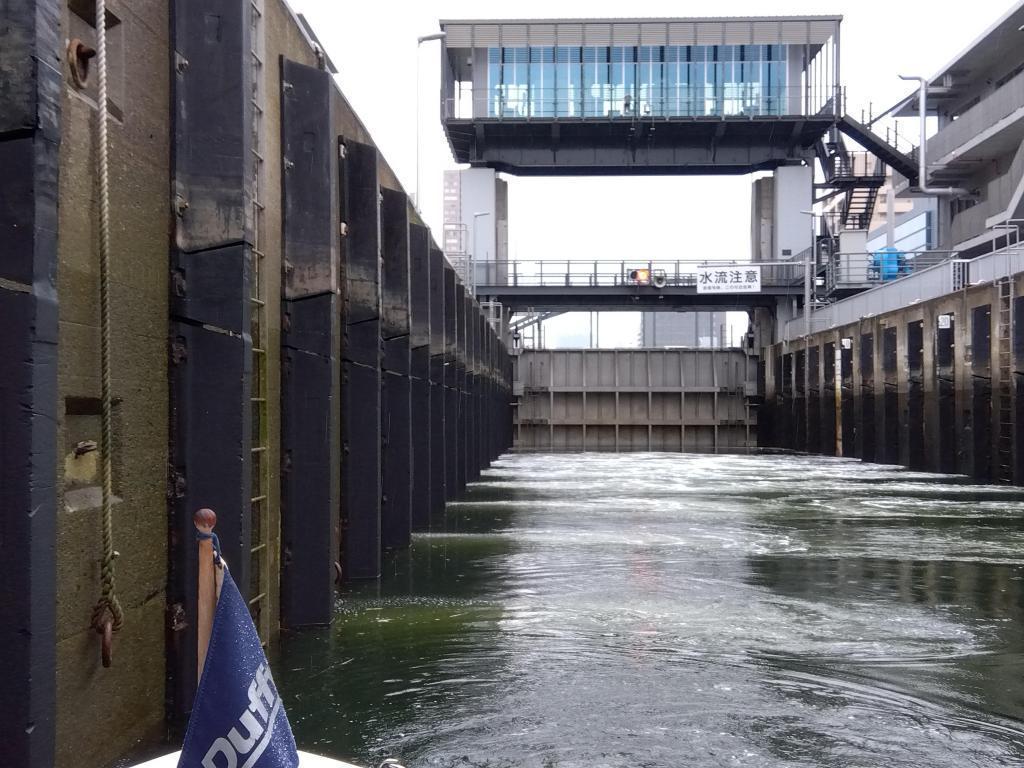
[629,268,650,285]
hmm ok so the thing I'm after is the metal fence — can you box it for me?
[825,250,959,292]
[785,247,1024,339]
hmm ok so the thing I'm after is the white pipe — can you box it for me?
[898,75,969,196]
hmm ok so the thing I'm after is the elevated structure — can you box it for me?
[439,16,842,175]
[476,258,806,312]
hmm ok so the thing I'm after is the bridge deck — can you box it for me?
[476,259,805,310]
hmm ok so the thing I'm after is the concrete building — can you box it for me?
[889,2,1024,255]
[763,2,1024,486]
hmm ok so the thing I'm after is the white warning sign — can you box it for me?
[695,266,761,294]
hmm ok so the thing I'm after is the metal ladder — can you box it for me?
[997,277,1014,483]
[248,0,271,643]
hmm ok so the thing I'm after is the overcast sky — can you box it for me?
[292,0,1014,346]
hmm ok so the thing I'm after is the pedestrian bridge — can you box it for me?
[475,258,806,311]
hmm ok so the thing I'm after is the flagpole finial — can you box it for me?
[194,507,217,534]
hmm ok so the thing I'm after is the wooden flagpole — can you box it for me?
[194,508,220,683]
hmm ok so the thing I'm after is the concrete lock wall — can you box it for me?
[0,1,514,766]
[513,349,758,452]
[763,272,1024,484]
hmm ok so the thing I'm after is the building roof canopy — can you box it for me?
[439,16,840,49]
[892,1,1024,117]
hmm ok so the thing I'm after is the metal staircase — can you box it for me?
[837,114,919,184]
[817,134,887,231]
[842,183,881,230]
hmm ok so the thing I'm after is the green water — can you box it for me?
[274,453,1024,767]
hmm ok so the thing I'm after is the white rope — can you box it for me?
[92,0,123,642]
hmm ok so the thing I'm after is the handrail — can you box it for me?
[823,250,959,294]
[445,84,833,121]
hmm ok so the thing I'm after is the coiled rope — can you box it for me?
[90,0,124,666]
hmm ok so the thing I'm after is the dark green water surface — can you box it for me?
[274,453,1024,767]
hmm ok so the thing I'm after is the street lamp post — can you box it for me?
[415,32,446,215]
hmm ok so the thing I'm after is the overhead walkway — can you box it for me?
[439,17,843,175]
[476,259,807,311]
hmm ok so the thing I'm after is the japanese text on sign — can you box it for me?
[695,265,761,294]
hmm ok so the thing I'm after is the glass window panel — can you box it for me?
[555,46,581,117]
[488,48,501,116]
[610,46,636,116]
[690,46,709,116]
[638,46,661,116]
[583,46,608,117]
[501,47,529,117]
[529,46,555,117]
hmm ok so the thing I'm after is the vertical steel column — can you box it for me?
[1013,295,1024,484]
[456,285,468,494]
[280,59,336,627]
[0,1,60,762]
[882,326,900,465]
[380,187,412,552]
[483,317,489,467]
[856,332,876,460]
[840,339,855,458]
[466,299,479,483]
[907,320,926,470]
[481,316,492,472]
[807,345,821,455]
[429,247,447,516]
[340,140,382,579]
[934,313,957,473]
[971,303,993,481]
[443,265,459,499]
[409,224,432,531]
[169,0,254,720]
[822,341,837,456]
[794,348,807,451]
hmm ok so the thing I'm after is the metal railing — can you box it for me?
[824,250,959,293]
[445,84,837,121]
[477,259,805,289]
[828,150,885,180]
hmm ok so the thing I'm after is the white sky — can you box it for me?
[293,0,1014,346]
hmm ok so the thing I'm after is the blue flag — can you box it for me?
[178,568,299,768]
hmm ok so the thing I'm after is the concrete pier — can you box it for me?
[410,224,433,531]
[381,187,412,553]
[341,140,384,580]
[764,275,1024,484]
